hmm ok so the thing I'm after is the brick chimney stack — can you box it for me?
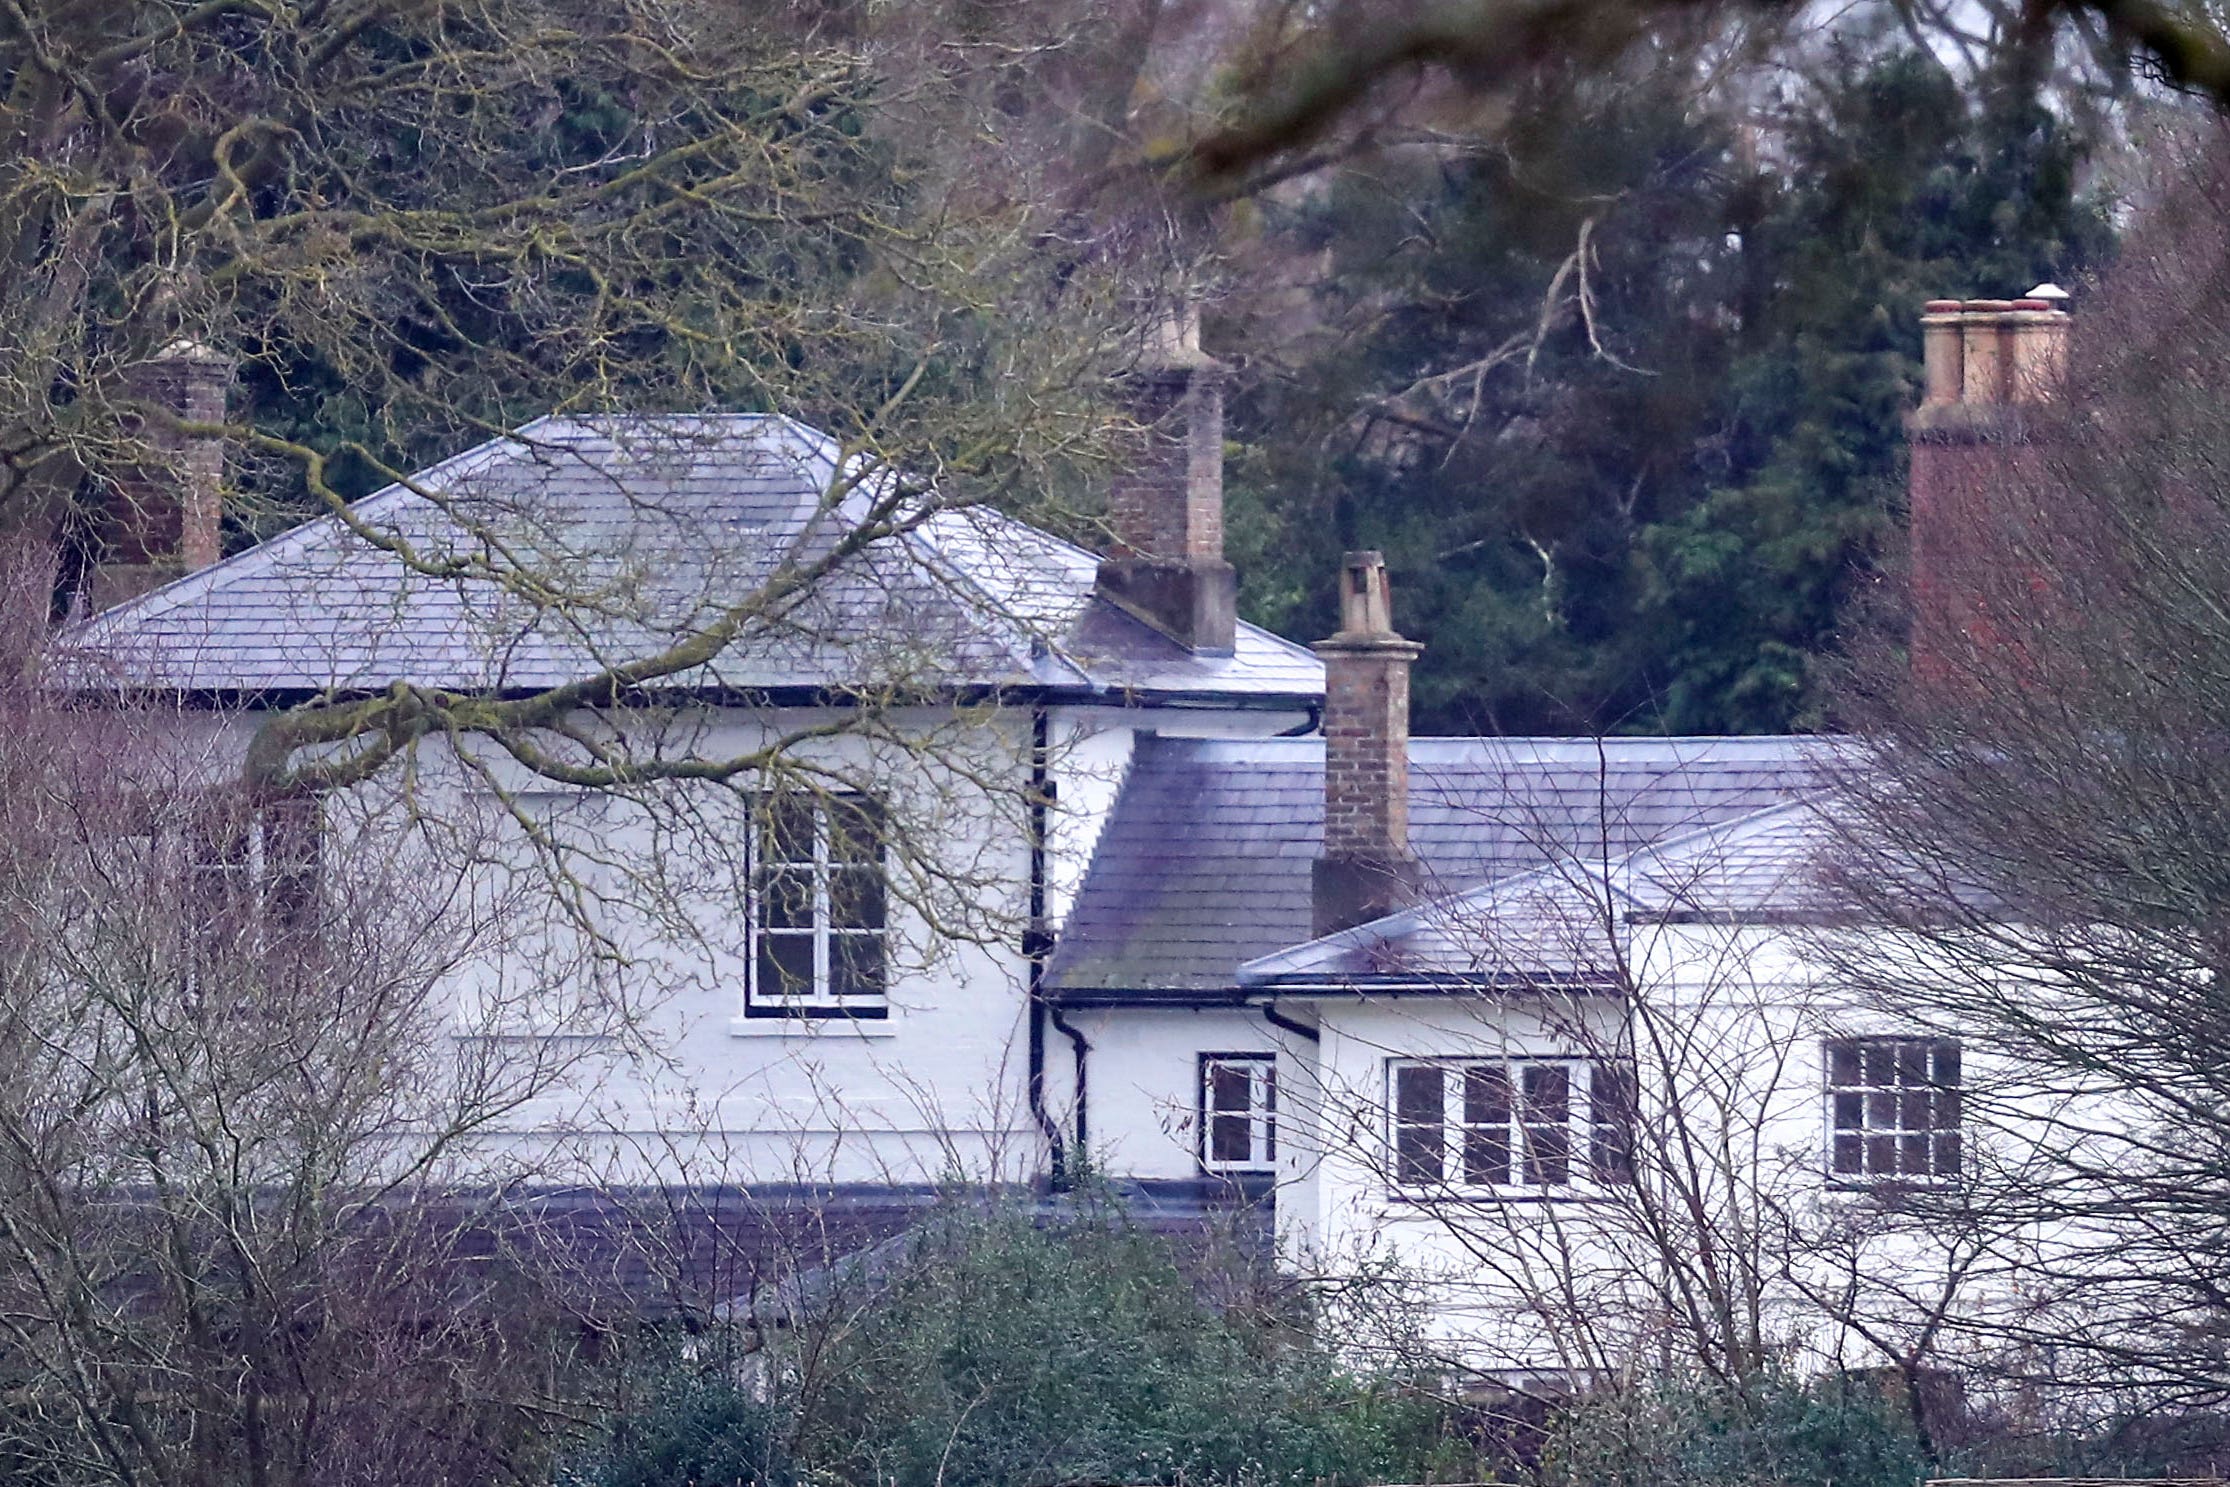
[90,340,230,610]
[1312,551,1424,939]
[1907,288,2071,677]
[1095,305,1238,654]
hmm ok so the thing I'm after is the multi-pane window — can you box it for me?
[749,792,888,1018]
[184,794,323,954]
[1590,1060,1639,1184]
[1826,1037,1961,1184]
[1389,1058,1636,1194]
[1199,1054,1276,1172]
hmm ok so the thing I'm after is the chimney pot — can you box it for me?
[1960,308,2010,404]
[1916,292,2072,424]
[1334,549,1400,637]
[1921,305,1966,408]
[1094,302,1237,654]
[1907,287,2072,684]
[1311,550,1424,939]
[1142,303,1212,372]
[2005,305,2069,403]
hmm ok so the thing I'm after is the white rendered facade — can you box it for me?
[69,412,2045,1382]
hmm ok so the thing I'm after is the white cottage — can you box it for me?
[60,296,2072,1376]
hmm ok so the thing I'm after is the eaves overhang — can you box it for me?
[1046,972,1626,1008]
[67,678,1325,716]
[1040,985,1252,1011]
[1233,971,1626,1000]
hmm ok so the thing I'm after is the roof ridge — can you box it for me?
[1134,733,1851,754]
[81,413,839,628]
[71,410,1330,703]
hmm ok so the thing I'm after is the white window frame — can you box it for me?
[1386,1056,1636,1197]
[1825,1036,1962,1188]
[1198,1053,1277,1173]
[745,791,889,1020]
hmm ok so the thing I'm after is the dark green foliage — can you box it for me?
[230,44,904,526]
[1541,1371,1930,1487]
[1227,47,2113,735]
[565,1374,799,1487]
[788,1199,1446,1487]
[567,1210,2230,1487]
[575,1196,1459,1487]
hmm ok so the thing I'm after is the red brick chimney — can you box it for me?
[1907,289,2070,680]
[1095,306,1238,654]
[91,340,230,610]
[1312,551,1423,938]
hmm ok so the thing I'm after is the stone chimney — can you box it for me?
[1095,306,1238,654]
[90,340,230,610]
[1312,551,1424,939]
[1907,288,2071,678]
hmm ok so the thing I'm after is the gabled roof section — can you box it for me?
[70,415,1322,703]
[1045,735,1842,1001]
[1234,799,1836,991]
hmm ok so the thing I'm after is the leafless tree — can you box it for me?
[1261,771,1986,1440]
[0,559,654,1485]
[0,0,1209,823]
[0,0,1246,1209]
[1183,0,2196,198]
[1815,126,2230,1417]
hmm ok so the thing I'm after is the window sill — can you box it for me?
[1824,1176,1962,1195]
[728,1014,899,1039]
[1383,1186,1624,1207]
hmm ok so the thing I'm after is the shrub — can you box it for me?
[783,1195,1446,1487]
[563,1372,798,1487]
[580,1191,1463,1487]
[1541,1371,1929,1487]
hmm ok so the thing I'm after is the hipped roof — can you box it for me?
[71,415,1323,704]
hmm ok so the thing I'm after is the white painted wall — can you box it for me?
[1242,922,2063,1380]
[195,697,1310,1191]
[144,699,2108,1378]
[1059,1004,1310,1178]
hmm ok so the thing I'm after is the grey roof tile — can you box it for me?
[1235,800,1842,987]
[70,416,1323,703]
[1046,735,1844,996]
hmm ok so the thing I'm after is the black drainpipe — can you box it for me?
[1026,707,1083,1188]
[1259,999,1320,1044]
[1049,1005,1091,1168]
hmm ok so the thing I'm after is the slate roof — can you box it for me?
[731,1176,1274,1326]
[1235,800,1837,989]
[1045,735,1844,999]
[469,1179,1271,1323]
[70,415,1323,703]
